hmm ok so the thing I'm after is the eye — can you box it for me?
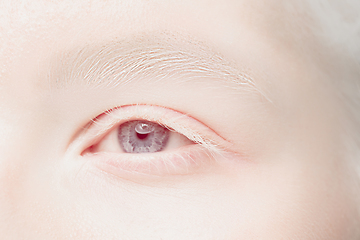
[76,105,233,177]
[95,119,194,154]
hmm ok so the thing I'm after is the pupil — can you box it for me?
[136,132,149,140]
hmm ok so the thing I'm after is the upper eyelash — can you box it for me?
[77,104,232,157]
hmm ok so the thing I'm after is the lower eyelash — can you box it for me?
[84,145,217,177]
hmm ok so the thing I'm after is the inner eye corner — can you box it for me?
[81,144,95,156]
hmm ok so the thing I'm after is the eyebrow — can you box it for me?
[48,33,258,92]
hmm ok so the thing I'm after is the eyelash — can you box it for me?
[74,105,232,176]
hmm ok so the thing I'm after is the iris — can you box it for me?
[118,120,170,153]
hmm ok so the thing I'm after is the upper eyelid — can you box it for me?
[70,104,233,156]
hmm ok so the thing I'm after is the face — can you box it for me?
[0,0,359,239]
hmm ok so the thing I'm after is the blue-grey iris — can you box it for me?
[118,120,169,153]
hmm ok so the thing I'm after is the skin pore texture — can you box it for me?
[0,0,360,239]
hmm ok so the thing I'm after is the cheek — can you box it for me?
[240,159,359,240]
[57,155,356,240]
[1,151,358,239]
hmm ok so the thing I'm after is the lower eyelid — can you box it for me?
[84,145,216,177]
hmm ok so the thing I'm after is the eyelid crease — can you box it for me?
[74,104,234,158]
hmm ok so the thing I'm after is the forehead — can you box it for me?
[0,0,313,46]
[0,0,316,85]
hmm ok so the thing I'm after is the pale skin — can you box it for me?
[0,0,359,239]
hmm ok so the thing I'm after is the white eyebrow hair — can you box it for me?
[49,33,260,94]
